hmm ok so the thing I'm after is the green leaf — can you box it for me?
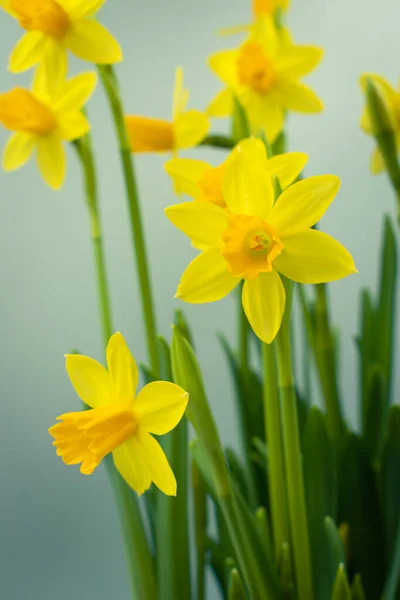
[358,288,375,431]
[339,434,385,599]
[228,568,247,600]
[324,516,346,574]
[157,335,173,381]
[279,541,295,598]
[363,363,386,462]
[192,459,207,600]
[174,309,194,348]
[331,564,351,600]
[255,506,273,565]
[376,216,397,406]
[226,448,251,505]
[231,95,250,143]
[351,574,366,600]
[207,536,229,596]
[304,407,337,600]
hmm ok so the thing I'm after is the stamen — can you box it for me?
[11,0,71,38]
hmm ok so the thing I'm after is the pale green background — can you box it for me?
[0,0,399,598]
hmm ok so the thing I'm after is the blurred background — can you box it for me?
[0,0,399,598]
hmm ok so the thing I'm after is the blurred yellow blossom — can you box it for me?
[164,144,308,208]
[360,73,400,174]
[165,139,356,344]
[49,332,189,496]
[0,0,122,75]
[0,63,96,189]
[208,15,323,142]
[125,67,209,154]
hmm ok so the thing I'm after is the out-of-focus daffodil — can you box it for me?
[208,15,323,142]
[0,0,122,75]
[0,63,96,189]
[125,67,209,154]
[360,73,400,174]
[219,0,289,36]
[164,143,308,208]
[165,139,356,344]
[49,332,189,496]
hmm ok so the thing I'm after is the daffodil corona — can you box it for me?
[125,67,209,154]
[0,64,97,189]
[49,333,189,496]
[1,0,122,74]
[208,16,323,142]
[360,73,400,174]
[165,144,308,209]
[165,139,356,344]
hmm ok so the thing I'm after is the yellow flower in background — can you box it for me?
[252,0,289,17]
[360,73,400,174]
[165,139,356,344]
[1,0,122,74]
[164,143,308,209]
[49,332,189,496]
[125,67,209,154]
[208,15,323,142]
[0,63,96,189]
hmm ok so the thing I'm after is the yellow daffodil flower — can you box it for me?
[164,143,307,209]
[165,139,356,344]
[125,67,209,154]
[0,63,96,189]
[1,0,122,75]
[219,0,289,36]
[49,332,189,496]
[208,15,323,142]
[360,73,400,174]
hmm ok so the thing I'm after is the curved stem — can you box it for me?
[200,133,236,150]
[275,281,313,600]
[98,65,160,377]
[75,136,156,600]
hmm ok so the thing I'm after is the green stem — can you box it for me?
[261,341,289,561]
[315,284,346,442]
[75,136,156,600]
[200,134,236,150]
[98,65,160,377]
[275,282,313,600]
[238,285,249,375]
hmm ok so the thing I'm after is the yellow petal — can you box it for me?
[125,116,174,153]
[222,138,274,219]
[8,32,47,73]
[61,0,106,19]
[176,248,240,303]
[64,19,122,64]
[113,440,152,495]
[134,429,177,496]
[251,15,279,58]
[371,147,385,174]
[174,110,209,150]
[164,157,209,198]
[106,332,139,403]
[172,66,189,119]
[271,175,340,236]
[2,132,36,171]
[37,133,66,190]
[240,92,284,141]
[275,46,323,78]
[54,72,97,112]
[165,201,228,248]
[360,106,371,134]
[265,151,308,189]
[58,111,90,141]
[218,23,252,36]
[271,79,324,113]
[133,381,188,435]
[208,49,239,86]
[274,229,357,284]
[65,354,114,408]
[34,40,68,100]
[206,88,233,117]
[242,271,285,344]
[0,0,16,16]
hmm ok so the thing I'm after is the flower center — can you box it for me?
[10,0,70,38]
[252,0,275,16]
[49,404,137,475]
[0,88,56,134]
[197,164,226,208]
[221,213,284,279]
[125,116,175,152]
[237,42,276,94]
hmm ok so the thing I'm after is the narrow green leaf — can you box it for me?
[174,309,194,348]
[226,448,251,505]
[255,507,273,565]
[192,460,207,600]
[231,95,250,143]
[157,336,173,381]
[207,537,229,596]
[358,288,375,431]
[324,516,346,574]
[279,541,295,598]
[331,564,351,600]
[228,568,247,600]
[339,434,385,599]
[304,407,337,600]
[351,574,366,600]
[139,364,155,385]
[363,363,386,462]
